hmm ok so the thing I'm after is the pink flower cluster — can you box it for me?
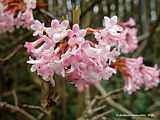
[95,16,138,53]
[25,16,160,93]
[0,0,36,33]
[113,57,160,94]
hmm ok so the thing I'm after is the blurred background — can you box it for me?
[0,0,160,120]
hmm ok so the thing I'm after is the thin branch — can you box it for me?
[95,84,133,115]
[37,113,45,120]
[22,104,49,115]
[148,13,160,40]
[2,85,36,97]
[0,101,37,120]
[90,97,98,107]
[0,45,22,62]
[96,88,123,100]
[12,90,18,106]
[48,0,53,12]
[95,84,153,120]
[92,105,106,113]
[133,40,147,57]
[91,109,114,120]
[40,9,55,19]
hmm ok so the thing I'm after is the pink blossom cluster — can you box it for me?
[112,57,160,94]
[95,16,138,53]
[25,16,160,94]
[0,0,36,33]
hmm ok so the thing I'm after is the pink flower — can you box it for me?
[113,57,160,94]
[24,36,46,53]
[45,19,69,43]
[25,17,159,94]
[95,17,138,54]
[21,10,34,29]
[27,57,55,81]
[66,61,101,92]
[0,13,14,33]
[51,19,69,32]
[60,42,117,91]
[0,0,36,33]
[67,69,90,92]
[31,20,45,36]
[120,18,138,53]
[122,57,144,94]
[68,24,86,46]
[104,16,123,36]
[24,0,36,9]
[141,65,160,90]
[24,19,69,82]
[95,16,123,46]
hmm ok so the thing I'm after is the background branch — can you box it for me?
[0,101,37,120]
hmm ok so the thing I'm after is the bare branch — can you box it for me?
[95,84,133,114]
[37,113,45,120]
[40,9,55,19]
[0,101,37,120]
[48,0,53,12]
[91,109,114,120]
[95,84,153,120]
[96,88,123,100]
[92,105,106,113]
[0,45,22,62]
[12,90,18,106]
[2,85,36,97]
[22,104,49,115]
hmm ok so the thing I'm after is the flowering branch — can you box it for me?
[0,0,159,119]
[24,16,160,95]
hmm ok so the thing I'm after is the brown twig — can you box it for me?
[12,90,18,106]
[40,9,55,19]
[22,104,49,115]
[96,88,123,100]
[92,105,106,113]
[37,113,45,120]
[95,84,154,120]
[0,101,37,120]
[91,109,114,120]
[0,45,22,62]
[2,85,36,97]
[95,84,132,115]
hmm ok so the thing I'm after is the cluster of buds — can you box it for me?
[0,0,36,33]
[24,16,160,94]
